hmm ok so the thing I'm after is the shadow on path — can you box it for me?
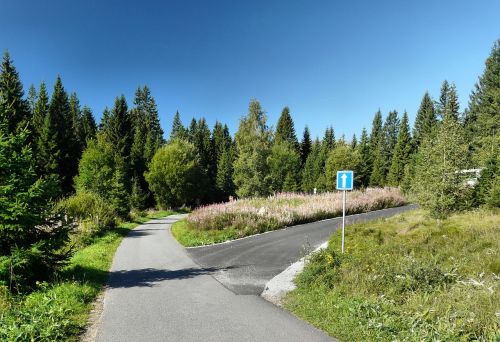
[107,266,234,289]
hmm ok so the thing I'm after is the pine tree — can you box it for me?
[465,39,500,167]
[80,105,97,145]
[274,106,298,150]
[170,111,188,141]
[233,99,272,197]
[300,126,312,165]
[0,52,30,134]
[387,111,412,185]
[357,128,371,187]
[413,92,436,148]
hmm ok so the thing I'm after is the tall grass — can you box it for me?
[174,188,406,246]
[285,209,500,341]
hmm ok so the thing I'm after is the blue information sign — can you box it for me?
[336,170,354,190]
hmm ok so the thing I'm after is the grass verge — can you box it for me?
[0,210,174,341]
[284,208,499,341]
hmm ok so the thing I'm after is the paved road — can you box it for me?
[95,205,416,341]
[95,215,332,342]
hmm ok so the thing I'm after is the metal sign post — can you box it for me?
[336,170,354,254]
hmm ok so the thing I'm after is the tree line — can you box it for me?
[0,39,498,292]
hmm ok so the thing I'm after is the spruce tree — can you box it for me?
[233,99,272,197]
[141,86,164,163]
[170,111,188,141]
[103,95,132,161]
[274,106,298,150]
[27,84,37,114]
[369,110,383,150]
[0,52,30,134]
[80,105,97,145]
[216,145,235,200]
[465,39,500,167]
[212,121,232,162]
[301,139,321,192]
[380,110,400,177]
[369,144,386,187]
[193,117,215,202]
[437,80,450,120]
[322,126,335,150]
[0,122,69,291]
[387,111,412,185]
[412,115,470,218]
[188,118,197,142]
[32,82,49,172]
[413,91,436,148]
[99,107,111,131]
[69,92,84,158]
[445,83,460,122]
[300,126,312,165]
[268,142,301,193]
[357,128,371,187]
[48,76,77,194]
[351,134,357,149]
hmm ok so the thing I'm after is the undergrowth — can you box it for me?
[0,210,174,341]
[285,208,500,341]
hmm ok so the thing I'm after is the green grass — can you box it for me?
[284,208,500,341]
[171,219,241,246]
[0,209,175,341]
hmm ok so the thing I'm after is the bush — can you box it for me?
[145,140,202,208]
[57,191,116,236]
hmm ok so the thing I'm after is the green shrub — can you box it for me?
[145,140,202,208]
[57,191,116,236]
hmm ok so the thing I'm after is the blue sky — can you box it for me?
[1,0,499,139]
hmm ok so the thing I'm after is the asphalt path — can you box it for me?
[188,204,417,295]
[95,205,416,341]
[95,214,332,342]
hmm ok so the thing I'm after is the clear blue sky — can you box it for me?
[1,0,499,139]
